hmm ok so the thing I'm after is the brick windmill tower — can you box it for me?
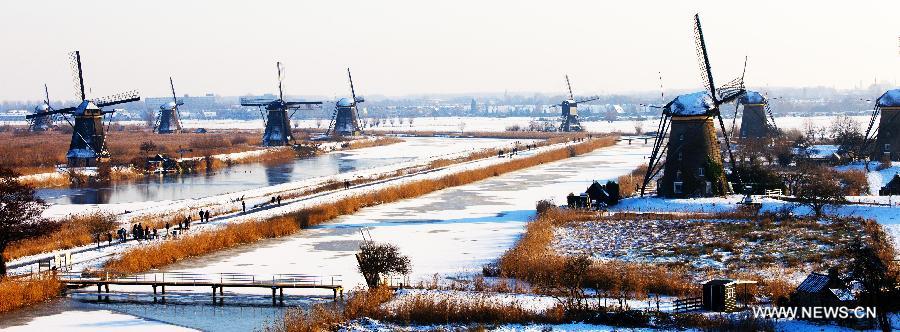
[641,14,745,198]
[155,77,184,134]
[241,62,323,146]
[326,68,365,137]
[863,89,900,161]
[737,91,778,138]
[25,51,140,167]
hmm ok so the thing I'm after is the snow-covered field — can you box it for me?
[3,140,649,331]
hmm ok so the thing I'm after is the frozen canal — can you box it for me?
[2,141,651,331]
[35,137,525,205]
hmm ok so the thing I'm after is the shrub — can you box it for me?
[356,242,411,288]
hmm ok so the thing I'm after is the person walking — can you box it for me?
[198,210,204,223]
[204,210,211,223]
[164,222,171,237]
[242,200,246,213]
[277,195,282,205]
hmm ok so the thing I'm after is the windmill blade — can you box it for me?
[715,76,746,105]
[575,96,601,104]
[94,90,141,107]
[277,62,285,101]
[285,101,323,108]
[69,51,86,100]
[25,107,74,119]
[348,68,358,102]
[565,75,574,100]
[43,83,52,110]
[693,14,716,102]
[240,97,275,107]
[169,77,179,106]
[714,112,738,189]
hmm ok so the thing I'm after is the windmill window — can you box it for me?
[698,167,705,176]
[675,171,682,180]
[679,134,684,141]
[886,144,892,151]
[674,182,684,194]
[678,152,683,161]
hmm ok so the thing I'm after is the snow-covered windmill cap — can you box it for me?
[664,91,714,116]
[336,97,354,107]
[739,91,766,105]
[876,89,900,108]
[160,101,178,110]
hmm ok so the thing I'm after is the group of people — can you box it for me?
[115,223,157,243]
[270,195,283,205]
[198,209,212,223]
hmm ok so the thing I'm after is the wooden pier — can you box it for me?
[59,271,343,304]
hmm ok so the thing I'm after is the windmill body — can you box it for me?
[657,92,727,197]
[871,89,900,161]
[29,104,53,131]
[157,101,183,133]
[25,51,140,168]
[332,97,362,136]
[156,77,184,134]
[262,100,295,146]
[241,62,322,146]
[640,14,745,198]
[554,75,594,132]
[559,100,583,132]
[738,91,771,138]
[67,100,111,166]
[326,69,364,137]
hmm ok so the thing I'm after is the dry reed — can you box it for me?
[4,213,116,262]
[0,273,62,314]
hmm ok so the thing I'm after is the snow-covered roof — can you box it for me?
[876,89,900,108]
[739,91,766,105]
[336,97,354,107]
[796,272,830,293]
[34,104,50,112]
[66,148,98,159]
[160,101,177,110]
[74,100,100,116]
[665,92,714,116]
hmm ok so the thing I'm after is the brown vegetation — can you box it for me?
[498,207,694,298]
[4,213,117,262]
[103,137,616,274]
[341,136,404,150]
[0,273,62,314]
[617,164,648,198]
[0,128,266,175]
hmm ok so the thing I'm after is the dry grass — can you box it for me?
[342,136,404,150]
[387,292,556,325]
[103,137,617,274]
[0,273,62,314]
[0,128,264,175]
[617,164,648,198]
[498,207,695,298]
[377,130,589,140]
[4,213,117,262]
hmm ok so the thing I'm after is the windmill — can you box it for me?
[155,77,184,134]
[734,90,778,138]
[326,68,365,137]
[29,84,56,132]
[25,51,140,167]
[552,75,599,132]
[640,14,745,198]
[241,62,323,146]
[862,89,900,161]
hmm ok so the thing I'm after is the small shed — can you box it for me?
[566,193,590,209]
[586,181,609,208]
[702,279,757,312]
[792,272,855,308]
[880,173,900,196]
[146,154,179,174]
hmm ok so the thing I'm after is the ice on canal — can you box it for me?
[161,141,651,292]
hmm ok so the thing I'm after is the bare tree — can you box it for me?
[794,164,846,217]
[85,214,118,248]
[356,241,410,288]
[142,108,157,129]
[0,168,58,276]
[633,120,644,135]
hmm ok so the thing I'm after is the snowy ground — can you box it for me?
[0,141,648,331]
